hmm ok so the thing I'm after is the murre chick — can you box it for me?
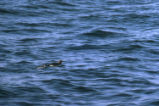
[37,60,63,69]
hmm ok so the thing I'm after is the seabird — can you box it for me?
[37,60,63,69]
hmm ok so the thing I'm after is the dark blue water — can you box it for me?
[1,0,159,105]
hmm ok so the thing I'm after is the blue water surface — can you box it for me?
[1,0,159,105]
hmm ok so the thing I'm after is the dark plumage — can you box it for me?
[48,60,63,66]
[37,60,63,69]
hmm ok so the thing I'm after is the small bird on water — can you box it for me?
[37,60,63,69]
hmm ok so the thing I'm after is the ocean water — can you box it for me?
[1,0,159,105]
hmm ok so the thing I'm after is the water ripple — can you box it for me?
[1,0,159,105]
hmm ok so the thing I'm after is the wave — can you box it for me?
[0,0,159,105]
[80,29,125,38]
[0,88,16,98]
[19,38,39,43]
[16,22,73,28]
[2,29,50,34]
[114,44,144,52]
[20,4,50,9]
[67,44,106,50]
[74,86,97,93]
[46,1,76,7]
[117,56,140,62]
[0,7,57,17]
[0,8,20,15]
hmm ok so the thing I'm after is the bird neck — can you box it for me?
[58,61,62,64]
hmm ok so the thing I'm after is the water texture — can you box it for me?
[1,0,159,105]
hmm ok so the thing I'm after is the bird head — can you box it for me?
[58,60,63,64]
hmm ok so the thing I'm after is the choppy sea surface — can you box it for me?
[1,0,159,105]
